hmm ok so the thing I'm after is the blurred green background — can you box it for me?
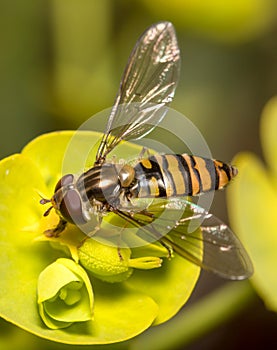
[0,0,277,349]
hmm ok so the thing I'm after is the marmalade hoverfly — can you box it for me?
[41,22,253,280]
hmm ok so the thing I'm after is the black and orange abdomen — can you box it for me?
[133,154,237,198]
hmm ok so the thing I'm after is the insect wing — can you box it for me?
[163,200,253,280]
[116,198,253,280]
[96,21,180,163]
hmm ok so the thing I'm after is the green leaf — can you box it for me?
[228,152,277,311]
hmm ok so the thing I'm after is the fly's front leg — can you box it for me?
[115,221,130,261]
[44,218,67,237]
[95,212,103,231]
[117,246,123,261]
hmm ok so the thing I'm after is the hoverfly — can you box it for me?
[41,22,253,280]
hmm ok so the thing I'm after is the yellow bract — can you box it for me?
[228,96,277,311]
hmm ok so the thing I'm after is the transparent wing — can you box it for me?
[116,198,253,280]
[96,21,180,163]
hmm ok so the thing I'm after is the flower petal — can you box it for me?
[261,96,277,179]
[126,254,200,325]
[0,154,47,240]
[22,130,144,192]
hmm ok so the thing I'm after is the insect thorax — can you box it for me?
[76,163,137,208]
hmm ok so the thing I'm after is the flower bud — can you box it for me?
[37,258,94,329]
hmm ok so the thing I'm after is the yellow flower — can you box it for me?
[0,131,200,344]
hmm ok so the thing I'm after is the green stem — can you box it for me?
[130,281,255,350]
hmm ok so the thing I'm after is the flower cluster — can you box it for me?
[0,131,200,344]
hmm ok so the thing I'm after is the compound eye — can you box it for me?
[59,189,87,225]
[54,174,74,193]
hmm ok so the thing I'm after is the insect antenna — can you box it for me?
[39,198,51,205]
[39,196,53,217]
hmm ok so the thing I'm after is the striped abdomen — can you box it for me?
[133,154,237,198]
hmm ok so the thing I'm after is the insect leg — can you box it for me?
[44,218,67,237]
[159,238,174,259]
[138,147,152,160]
[115,209,172,258]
